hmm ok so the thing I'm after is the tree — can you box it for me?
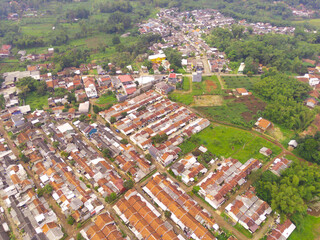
[110,116,116,124]
[0,94,5,110]
[145,153,152,161]
[112,36,120,45]
[164,210,172,218]
[93,105,101,114]
[102,148,111,158]
[105,192,117,203]
[121,111,127,117]
[120,139,128,145]
[19,153,29,163]
[67,215,75,225]
[52,141,59,149]
[164,48,182,68]
[123,179,134,190]
[192,186,200,194]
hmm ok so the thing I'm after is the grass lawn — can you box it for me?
[182,77,190,91]
[25,92,49,111]
[96,93,117,105]
[222,76,260,90]
[234,223,253,239]
[179,124,280,163]
[289,215,320,240]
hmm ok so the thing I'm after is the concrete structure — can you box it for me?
[192,71,202,82]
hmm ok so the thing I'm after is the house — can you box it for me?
[42,222,64,240]
[155,82,175,95]
[192,71,202,82]
[288,140,298,149]
[270,158,292,176]
[267,219,296,240]
[259,147,272,157]
[143,173,219,239]
[306,97,318,108]
[75,89,87,102]
[78,101,90,113]
[148,53,166,64]
[113,189,183,240]
[254,118,273,133]
[170,154,207,185]
[97,76,111,87]
[168,73,178,84]
[225,188,272,233]
[235,88,250,96]
[11,114,25,127]
[238,62,245,74]
[198,158,261,209]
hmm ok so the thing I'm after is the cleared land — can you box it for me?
[222,76,260,90]
[196,95,266,126]
[179,124,282,163]
[193,95,224,106]
[169,75,221,105]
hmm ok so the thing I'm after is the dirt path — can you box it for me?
[217,73,225,89]
[253,216,275,240]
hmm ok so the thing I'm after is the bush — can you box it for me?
[67,215,75,225]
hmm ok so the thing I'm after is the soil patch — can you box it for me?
[268,127,285,142]
[302,114,320,136]
[234,95,267,121]
[205,80,217,92]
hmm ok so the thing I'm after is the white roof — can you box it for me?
[148,54,166,60]
[19,105,31,114]
[57,123,73,134]
[40,175,49,183]
[78,101,90,113]
[288,140,298,147]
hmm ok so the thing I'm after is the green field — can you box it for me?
[169,75,221,105]
[289,215,320,240]
[293,18,320,28]
[222,76,260,90]
[182,77,190,91]
[179,124,281,163]
[96,93,117,105]
[25,92,49,111]
[195,102,250,126]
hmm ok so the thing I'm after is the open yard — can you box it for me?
[196,95,266,127]
[95,93,117,105]
[25,92,49,111]
[288,215,320,240]
[169,75,221,105]
[179,124,281,163]
[222,76,260,90]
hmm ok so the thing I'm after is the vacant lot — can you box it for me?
[288,215,320,240]
[25,92,49,111]
[169,75,221,105]
[193,95,224,106]
[96,93,117,105]
[179,124,281,163]
[222,76,260,90]
[196,95,266,126]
